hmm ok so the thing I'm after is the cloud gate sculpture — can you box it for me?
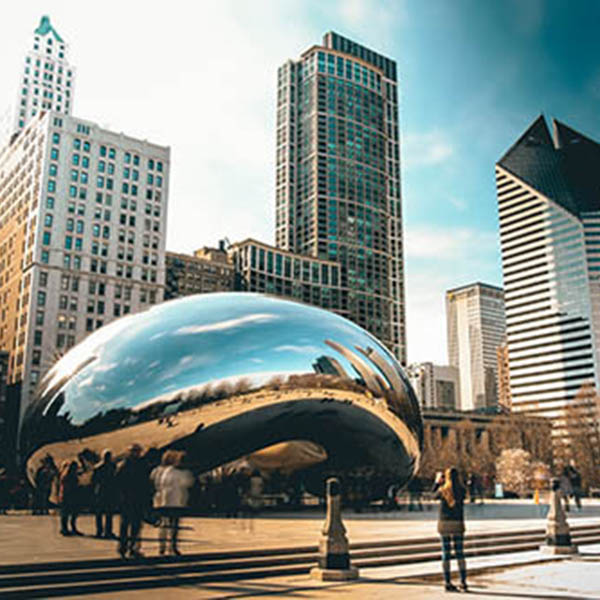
[22,294,423,498]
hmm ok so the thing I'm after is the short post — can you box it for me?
[540,477,578,555]
[310,478,359,581]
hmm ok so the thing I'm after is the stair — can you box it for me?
[1,523,598,598]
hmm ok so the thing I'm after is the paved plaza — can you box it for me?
[1,501,599,598]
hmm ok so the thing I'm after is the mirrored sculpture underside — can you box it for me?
[22,294,423,498]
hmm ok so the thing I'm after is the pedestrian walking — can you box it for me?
[115,444,147,559]
[92,449,117,538]
[150,450,194,556]
[559,467,573,512]
[59,460,82,536]
[433,467,468,592]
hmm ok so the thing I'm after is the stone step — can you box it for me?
[1,526,598,598]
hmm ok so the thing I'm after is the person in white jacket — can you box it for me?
[150,450,194,555]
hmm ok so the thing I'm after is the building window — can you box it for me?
[34,330,43,346]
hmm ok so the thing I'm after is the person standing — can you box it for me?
[566,461,583,511]
[559,467,573,512]
[92,450,117,538]
[0,467,9,514]
[59,460,82,536]
[115,444,147,559]
[433,467,467,592]
[150,450,194,556]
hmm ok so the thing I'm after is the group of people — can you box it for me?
[56,444,194,559]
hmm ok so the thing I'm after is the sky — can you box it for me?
[1,0,599,365]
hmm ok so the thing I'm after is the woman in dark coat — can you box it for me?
[433,467,467,592]
[59,460,82,536]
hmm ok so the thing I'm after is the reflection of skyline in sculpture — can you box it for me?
[21,294,422,498]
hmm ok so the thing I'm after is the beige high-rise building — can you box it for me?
[406,362,459,411]
[0,111,169,424]
[497,342,512,412]
[0,16,75,148]
[446,282,506,411]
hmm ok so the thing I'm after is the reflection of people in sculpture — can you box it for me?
[115,444,147,559]
[92,450,116,538]
[432,468,468,592]
[247,470,264,513]
[150,450,194,556]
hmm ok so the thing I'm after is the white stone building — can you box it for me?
[0,111,169,422]
[446,282,506,411]
[0,16,75,149]
[406,362,460,411]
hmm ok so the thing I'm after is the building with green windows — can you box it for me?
[229,239,347,317]
[275,32,405,363]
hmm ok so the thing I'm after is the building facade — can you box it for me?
[275,32,405,362]
[407,362,459,411]
[229,239,347,316]
[1,16,75,148]
[0,111,169,422]
[165,245,235,299]
[496,342,512,412]
[496,116,600,430]
[446,282,506,411]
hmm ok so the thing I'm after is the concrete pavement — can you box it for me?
[1,501,599,598]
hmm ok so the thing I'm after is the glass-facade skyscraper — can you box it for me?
[275,32,405,363]
[496,115,600,428]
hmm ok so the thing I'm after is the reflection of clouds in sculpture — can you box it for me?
[23,293,422,496]
[174,312,280,336]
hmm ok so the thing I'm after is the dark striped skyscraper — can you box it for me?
[496,115,600,431]
[275,32,405,363]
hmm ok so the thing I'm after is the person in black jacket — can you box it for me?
[59,460,82,536]
[92,449,116,538]
[433,467,467,592]
[115,444,147,558]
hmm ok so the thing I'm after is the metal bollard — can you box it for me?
[540,477,578,555]
[310,477,359,581]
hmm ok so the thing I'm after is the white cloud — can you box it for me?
[405,226,497,260]
[402,130,455,169]
[449,197,468,212]
[274,344,321,354]
[404,225,502,364]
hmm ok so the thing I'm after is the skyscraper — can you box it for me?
[496,116,600,427]
[0,18,170,430]
[446,282,506,411]
[0,112,169,423]
[275,32,405,362]
[0,16,75,147]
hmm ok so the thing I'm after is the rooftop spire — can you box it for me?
[34,15,64,43]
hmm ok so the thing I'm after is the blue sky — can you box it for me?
[1,0,598,363]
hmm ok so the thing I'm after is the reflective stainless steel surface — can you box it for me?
[22,294,422,497]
